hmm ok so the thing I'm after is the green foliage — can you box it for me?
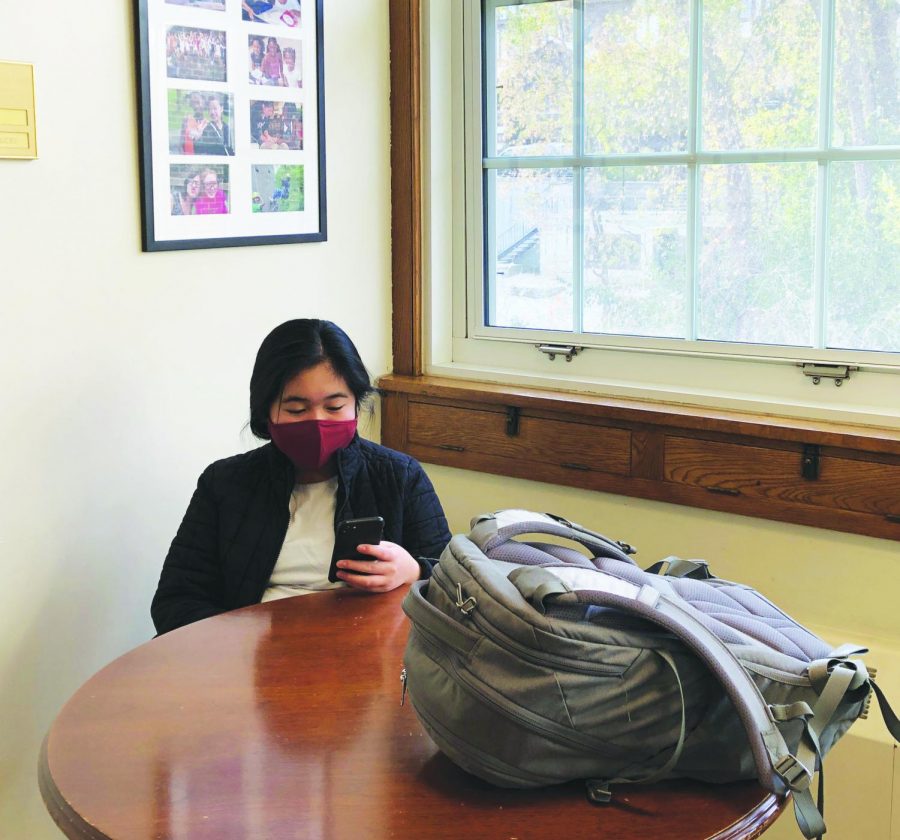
[828,162,900,352]
[702,0,819,150]
[486,0,899,353]
[495,4,574,153]
[584,0,690,154]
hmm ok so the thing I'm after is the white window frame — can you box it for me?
[421,0,900,428]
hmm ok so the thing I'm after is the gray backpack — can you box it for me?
[401,510,900,839]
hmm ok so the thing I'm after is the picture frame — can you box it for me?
[134,0,326,251]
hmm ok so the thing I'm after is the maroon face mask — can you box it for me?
[268,418,358,470]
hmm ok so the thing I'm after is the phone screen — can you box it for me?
[328,516,384,582]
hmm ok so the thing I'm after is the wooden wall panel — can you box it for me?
[408,400,632,475]
[665,437,900,517]
[379,375,900,541]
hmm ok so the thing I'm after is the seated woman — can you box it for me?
[151,319,451,635]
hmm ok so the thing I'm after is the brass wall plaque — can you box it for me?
[0,61,36,159]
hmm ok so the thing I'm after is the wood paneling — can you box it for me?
[379,376,900,541]
[666,437,900,517]
[380,375,900,455]
[408,400,631,475]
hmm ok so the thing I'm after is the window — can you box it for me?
[421,0,900,426]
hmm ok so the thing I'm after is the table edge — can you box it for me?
[709,789,789,840]
[39,731,111,840]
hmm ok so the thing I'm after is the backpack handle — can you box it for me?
[469,510,639,568]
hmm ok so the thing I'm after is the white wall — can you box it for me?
[0,2,392,836]
[2,2,897,839]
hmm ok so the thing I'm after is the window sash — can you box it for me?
[471,0,900,364]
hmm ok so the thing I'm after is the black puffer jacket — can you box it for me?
[151,437,450,635]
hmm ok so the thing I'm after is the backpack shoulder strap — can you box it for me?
[469,510,639,566]
[512,572,821,834]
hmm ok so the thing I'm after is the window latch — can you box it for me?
[799,363,857,386]
[536,344,581,362]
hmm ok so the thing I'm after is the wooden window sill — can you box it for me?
[378,374,900,542]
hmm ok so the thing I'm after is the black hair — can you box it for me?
[249,319,375,439]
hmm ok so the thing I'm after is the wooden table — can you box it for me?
[40,588,786,839]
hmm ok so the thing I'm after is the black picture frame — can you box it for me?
[134,0,326,251]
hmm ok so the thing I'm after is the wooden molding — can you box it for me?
[389,0,423,376]
[379,375,900,454]
[379,375,900,541]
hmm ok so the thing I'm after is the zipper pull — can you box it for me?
[455,582,477,616]
[400,667,408,706]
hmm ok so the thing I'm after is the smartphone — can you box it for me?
[328,516,385,582]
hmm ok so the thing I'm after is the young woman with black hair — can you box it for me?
[151,320,451,635]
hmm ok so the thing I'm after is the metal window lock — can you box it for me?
[536,344,582,362]
[799,363,858,386]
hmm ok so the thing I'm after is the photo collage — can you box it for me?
[163,0,306,218]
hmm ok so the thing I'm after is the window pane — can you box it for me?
[828,161,900,352]
[487,168,574,331]
[584,0,689,154]
[833,0,900,147]
[583,166,688,337]
[494,2,574,157]
[702,0,820,151]
[698,163,816,345]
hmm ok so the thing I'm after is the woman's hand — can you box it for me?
[335,541,421,593]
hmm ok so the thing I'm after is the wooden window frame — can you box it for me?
[389,0,424,377]
[386,1,900,543]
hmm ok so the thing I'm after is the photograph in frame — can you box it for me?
[168,90,235,156]
[166,25,228,82]
[169,163,231,216]
[242,1,302,29]
[250,100,302,150]
[167,0,226,9]
[135,0,325,250]
[252,164,304,213]
[248,34,303,87]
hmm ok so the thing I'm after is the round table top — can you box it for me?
[40,587,785,839]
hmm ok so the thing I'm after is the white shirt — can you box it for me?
[283,63,302,88]
[261,476,342,602]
